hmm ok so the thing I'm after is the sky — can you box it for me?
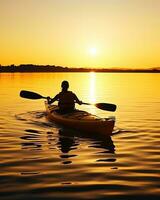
[0,0,160,68]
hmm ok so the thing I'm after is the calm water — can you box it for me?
[0,72,160,200]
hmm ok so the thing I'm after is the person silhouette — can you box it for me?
[47,80,82,113]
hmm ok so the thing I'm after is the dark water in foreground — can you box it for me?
[0,73,160,199]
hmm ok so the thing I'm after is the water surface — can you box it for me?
[0,72,160,199]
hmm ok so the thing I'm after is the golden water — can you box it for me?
[0,73,160,199]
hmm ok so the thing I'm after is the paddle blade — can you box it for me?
[95,103,117,112]
[20,90,45,99]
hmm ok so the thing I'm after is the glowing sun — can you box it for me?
[89,47,97,56]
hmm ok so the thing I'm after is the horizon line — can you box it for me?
[0,64,160,70]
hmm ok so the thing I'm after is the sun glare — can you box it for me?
[89,47,97,56]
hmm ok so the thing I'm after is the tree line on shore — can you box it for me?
[0,64,160,73]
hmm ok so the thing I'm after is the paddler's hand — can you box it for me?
[47,96,52,104]
[79,101,83,105]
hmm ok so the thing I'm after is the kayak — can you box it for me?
[45,101,115,136]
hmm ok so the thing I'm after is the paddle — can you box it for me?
[82,102,116,112]
[20,90,47,99]
[20,90,116,112]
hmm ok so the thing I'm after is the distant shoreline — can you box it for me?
[0,64,160,73]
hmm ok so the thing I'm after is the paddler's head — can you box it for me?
[61,80,69,92]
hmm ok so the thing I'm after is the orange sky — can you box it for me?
[0,0,160,68]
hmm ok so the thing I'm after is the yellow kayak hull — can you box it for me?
[45,101,115,136]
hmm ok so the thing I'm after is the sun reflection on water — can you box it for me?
[89,72,96,104]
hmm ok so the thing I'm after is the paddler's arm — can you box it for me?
[73,93,82,105]
[47,94,59,104]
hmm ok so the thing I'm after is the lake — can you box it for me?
[0,72,160,200]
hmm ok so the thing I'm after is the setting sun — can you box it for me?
[89,47,97,56]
